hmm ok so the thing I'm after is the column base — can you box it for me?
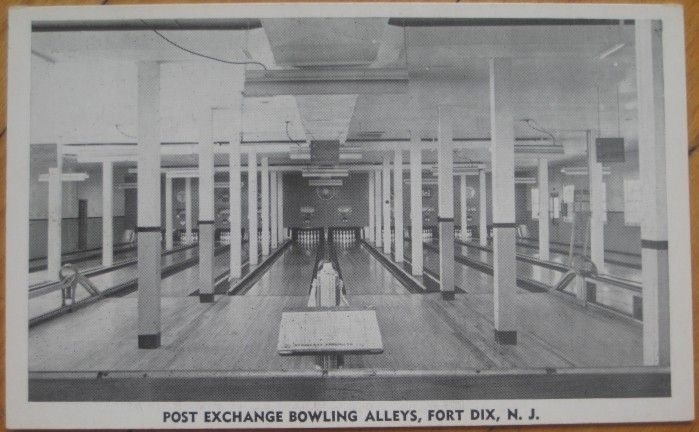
[138,333,161,349]
[494,330,517,345]
[438,218,455,297]
[441,291,455,301]
[198,223,215,301]
[199,293,215,303]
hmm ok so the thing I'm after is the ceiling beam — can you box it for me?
[244,68,409,97]
[387,18,633,27]
[32,18,262,32]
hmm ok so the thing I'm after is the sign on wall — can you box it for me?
[563,184,575,204]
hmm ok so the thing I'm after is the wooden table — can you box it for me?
[277,307,383,355]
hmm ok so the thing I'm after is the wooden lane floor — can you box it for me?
[29,239,641,373]
[341,243,641,369]
[336,242,411,295]
[403,240,493,294]
[29,295,315,371]
[121,245,245,298]
[244,243,317,297]
[29,241,318,372]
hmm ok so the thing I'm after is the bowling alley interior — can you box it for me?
[26,17,672,400]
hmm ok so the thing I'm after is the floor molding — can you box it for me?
[28,369,670,401]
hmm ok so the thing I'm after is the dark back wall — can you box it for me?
[283,172,369,228]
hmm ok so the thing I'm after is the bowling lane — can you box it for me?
[419,239,638,316]
[405,239,516,294]
[29,244,138,274]
[516,238,641,281]
[450,241,564,287]
[29,243,228,319]
[244,242,318,296]
[155,245,245,297]
[453,239,642,306]
[337,242,411,296]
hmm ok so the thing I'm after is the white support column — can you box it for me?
[375,170,383,248]
[479,168,488,246]
[164,176,173,250]
[409,136,423,275]
[228,105,243,279]
[490,58,517,345]
[382,155,391,254]
[393,147,404,262]
[277,173,284,242]
[437,106,455,300]
[636,20,669,366]
[368,172,375,242]
[248,151,259,265]
[588,130,605,268]
[101,161,114,266]
[537,158,550,261]
[46,164,63,279]
[270,171,278,249]
[136,61,162,349]
[198,108,215,303]
[459,174,468,241]
[260,156,270,256]
[184,177,192,241]
[42,157,88,279]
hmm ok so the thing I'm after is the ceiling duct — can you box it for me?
[310,140,340,166]
[244,68,409,97]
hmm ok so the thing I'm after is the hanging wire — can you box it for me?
[519,119,557,147]
[115,124,136,139]
[144,20,268,70]
[286,120,307,148]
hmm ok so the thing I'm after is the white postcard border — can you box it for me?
[6,3,694,429]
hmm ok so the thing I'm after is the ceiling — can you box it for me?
[31,18,639,171]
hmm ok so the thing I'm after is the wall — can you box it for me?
[517,152,642,255]
[28,151,129,259]
[281,169,493,231]
[123,173,253,234]
[283,172,369,228]
[399,171,493,230]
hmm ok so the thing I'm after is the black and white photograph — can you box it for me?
[5,2,694,429]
